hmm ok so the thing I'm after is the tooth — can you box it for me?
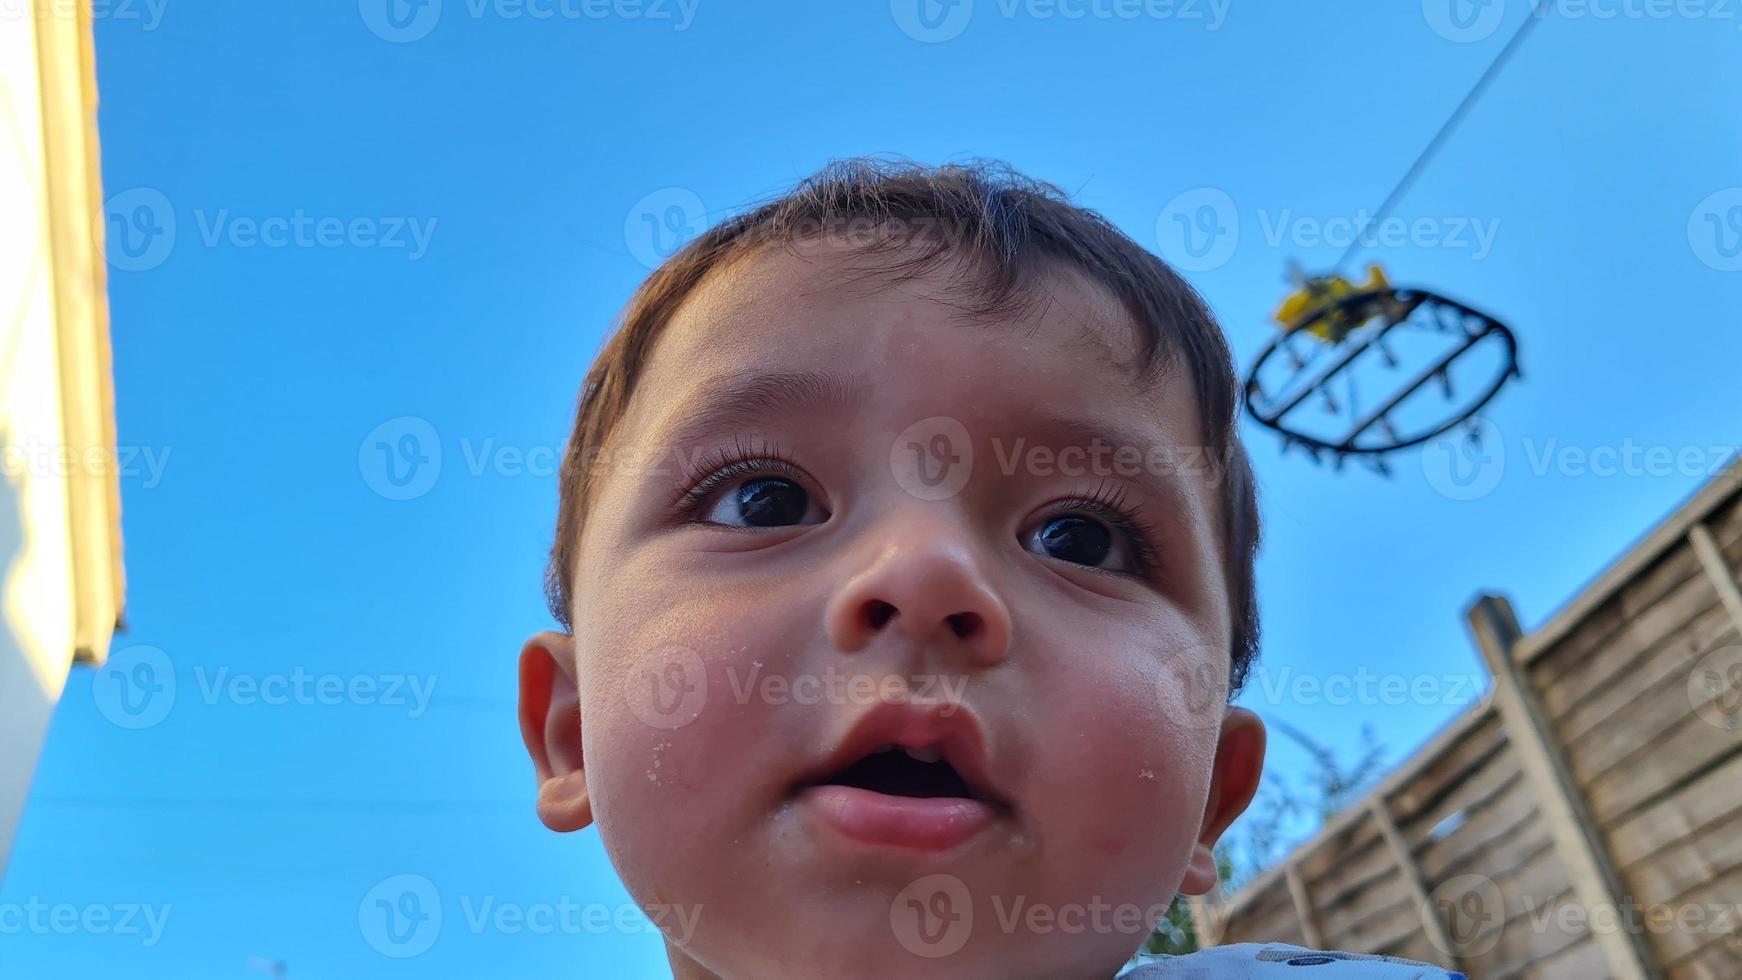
[903,746,942,764]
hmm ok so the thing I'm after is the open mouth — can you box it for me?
[811,744,979,800]
[791,704,1011,851]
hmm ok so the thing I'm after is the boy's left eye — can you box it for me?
[1020,512,1148,577]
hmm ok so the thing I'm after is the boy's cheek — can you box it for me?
[580,627,811,826]
[1027,646,1222,854]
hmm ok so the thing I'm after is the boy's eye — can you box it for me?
[1023,514,1131,573]
[694,476,828,528]
[1019,489,1161,580]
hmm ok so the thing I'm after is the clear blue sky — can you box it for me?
[5,2,1740,976]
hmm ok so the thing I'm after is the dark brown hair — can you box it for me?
[545,158,1262,693]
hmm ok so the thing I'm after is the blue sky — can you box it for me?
[5,1,1740,976]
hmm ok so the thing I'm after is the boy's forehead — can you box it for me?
[630,242,1207,452]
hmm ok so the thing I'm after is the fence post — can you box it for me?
[1283,862,1323,949]
[1189,878,1225,948]
[1465,593,1662,980]
[1367,797,1463,972]
[1689,522,1742,634]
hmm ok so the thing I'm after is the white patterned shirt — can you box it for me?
[1118,943,1465,979]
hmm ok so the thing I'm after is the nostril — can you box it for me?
[946,611,981,640]
[865,600,896,630]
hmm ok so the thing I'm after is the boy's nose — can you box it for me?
[822,526,1012,669]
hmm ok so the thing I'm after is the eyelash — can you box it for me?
[673,442,1164,579]
[671,436,809,517]
[1038,480,1164,580]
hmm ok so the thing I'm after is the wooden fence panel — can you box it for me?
[1201,465,1742,980]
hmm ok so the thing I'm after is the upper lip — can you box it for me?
[792,700,1009,808]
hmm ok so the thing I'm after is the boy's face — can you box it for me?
[520,242,1265,979]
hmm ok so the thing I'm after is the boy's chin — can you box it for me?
[658,920,1144,980]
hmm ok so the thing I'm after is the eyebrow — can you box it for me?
[1018,410,1203,516]
[649,369,873,450]
[647,369,1205,515]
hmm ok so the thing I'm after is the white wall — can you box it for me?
[0,3,121,884]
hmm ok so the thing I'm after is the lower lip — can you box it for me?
[798,785,1002,852]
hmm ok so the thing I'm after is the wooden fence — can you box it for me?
[1194,456,1742,979]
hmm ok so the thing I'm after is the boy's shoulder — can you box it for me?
[1119,942,1465,979]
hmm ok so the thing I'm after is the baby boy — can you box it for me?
[517,159,1461,979]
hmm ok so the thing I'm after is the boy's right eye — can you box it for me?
[675,445,831,529]
[692,475,828,528]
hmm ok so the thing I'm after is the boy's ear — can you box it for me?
[1180,706,1266,895]
[519,630,592,833]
